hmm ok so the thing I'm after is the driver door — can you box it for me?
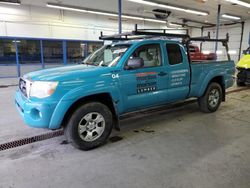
[119,43,168,112]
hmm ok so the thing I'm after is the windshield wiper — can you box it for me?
[82,62,89,65]
[82,62,98,66]
[100,64,107,67]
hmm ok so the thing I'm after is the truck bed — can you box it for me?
[189,60,235,98]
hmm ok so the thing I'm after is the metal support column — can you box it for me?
[118,0,122,34]
[84,43,88,58]
[14,39,20,77]
[249,32,250,46]
[200,26,204,51]
[63,41,67,65]
[238,21,245,61]
[215,4,221,52]
[40,40,45,69]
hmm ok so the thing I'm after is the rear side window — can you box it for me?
[166,43,183,65]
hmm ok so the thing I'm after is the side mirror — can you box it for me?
[243,50,247,55]
[126,57,144,70]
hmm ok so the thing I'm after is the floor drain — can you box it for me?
[0,130,64,151]
[0,86,8,88]
[0,84,18,88]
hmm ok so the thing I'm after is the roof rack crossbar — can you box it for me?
[99,24,229,44]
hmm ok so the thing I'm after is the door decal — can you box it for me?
[170,69,188,87]
[136,72,157,93]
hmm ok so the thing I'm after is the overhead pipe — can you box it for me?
[118,0,122,34]
[203,21,243,29]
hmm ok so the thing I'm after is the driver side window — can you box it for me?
[126,44,162,69]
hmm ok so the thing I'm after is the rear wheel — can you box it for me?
[64,102,113,150]
[198,82,222,113]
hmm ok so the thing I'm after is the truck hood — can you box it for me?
[237,55,250,69]
[24,64,108,81]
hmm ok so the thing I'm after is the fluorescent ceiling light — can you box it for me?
[47,4,89,13]
[224,0,250,8]
[144,18,166,23]
[168,23,183,27]
[46,3,167,24]
[127,0,209,16]
[122,15,144,20]
[0,0,20,5]
[87,10,117,17]
[121,15,165,23]
[222,14,241,20]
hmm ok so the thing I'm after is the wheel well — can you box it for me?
[61,93,117,128]
[209,76,225,101]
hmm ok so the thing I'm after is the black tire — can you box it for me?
[198,82,222,113]
[64,102,113,150]
[236,78,246,87]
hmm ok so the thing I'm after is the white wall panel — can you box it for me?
[0,4,171,41]
[30,6,62,21]
[6,22,51,38]
[0,22,6,36]
[242,20,250,52]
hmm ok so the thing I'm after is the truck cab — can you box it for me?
[15,28,235,150]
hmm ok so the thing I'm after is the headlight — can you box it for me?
[30,81,58,98]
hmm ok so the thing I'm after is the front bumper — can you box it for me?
[15,90,58,128]
[237,68,250,83]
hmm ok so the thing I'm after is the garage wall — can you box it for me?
[242,20,250,52]
[191,20,250,63]
[0,4,186,40]
[0,4,189,78]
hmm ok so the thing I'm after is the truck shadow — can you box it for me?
[110,101,201,142]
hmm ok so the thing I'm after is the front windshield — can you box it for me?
[83,44,130,67]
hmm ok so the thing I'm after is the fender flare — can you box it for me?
[197,69,225,97]
[48,85,122,129]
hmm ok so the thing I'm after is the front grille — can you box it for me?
[19,78,27,97]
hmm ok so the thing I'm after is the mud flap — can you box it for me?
[113,116,121,131]
[112,101,121,131]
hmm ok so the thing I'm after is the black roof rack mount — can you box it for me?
[99,24,229,44]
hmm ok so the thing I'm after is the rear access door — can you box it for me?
[159,42,191,103]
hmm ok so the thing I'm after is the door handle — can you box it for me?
[158,72,167,76]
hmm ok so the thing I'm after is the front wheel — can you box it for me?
[64,102,113,150]
[198,82,222,113]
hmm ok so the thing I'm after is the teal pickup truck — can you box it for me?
[15,28,235,150]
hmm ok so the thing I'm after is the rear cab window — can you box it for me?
[166,43,183,65]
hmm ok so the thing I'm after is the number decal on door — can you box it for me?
[112,74,119,79]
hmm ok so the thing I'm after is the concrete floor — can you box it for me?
[0,86,250,188]
[0,86,50,144]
